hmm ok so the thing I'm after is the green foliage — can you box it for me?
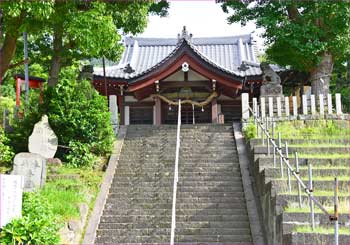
[66,141,97,167]
[44,77,114,165]
[0,96,15,125]
[0,192,60,245]
[8,91,43,153]
[220,1,350,71]
[41,178,86,221]
[0,83,16,99]
[243,119,257,140]
[0,127,15,166]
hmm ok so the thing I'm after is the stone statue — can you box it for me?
[260,62,283,96]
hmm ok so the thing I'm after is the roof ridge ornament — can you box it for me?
[177,26,193,43]
[123,63,135,74]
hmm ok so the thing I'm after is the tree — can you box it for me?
[0,1,53,81]
[219,0,350,96]
[0,1,169,86]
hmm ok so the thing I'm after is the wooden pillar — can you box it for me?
[118,95,125,125]
[211,98,218,123]
[154,96,161,126]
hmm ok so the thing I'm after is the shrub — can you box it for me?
[0,96,16,125]
[0,192,61,245]
[243,119,257,140]
[7,91,43,153]
[66,141,97,167]
[45,78,114,160]
[0,83,16,99]
[0,127,15,165]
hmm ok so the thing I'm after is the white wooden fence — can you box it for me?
[242,93,344,121]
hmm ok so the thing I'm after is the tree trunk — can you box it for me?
[0,33,19,82]
[48,27,63,87]
[309,52,333,97]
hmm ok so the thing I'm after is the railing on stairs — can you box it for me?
[247,106,342,245]
[170,100,181,245]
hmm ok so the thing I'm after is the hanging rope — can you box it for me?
[152,91,218,107]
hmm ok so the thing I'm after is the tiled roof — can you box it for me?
[93,32,265,80]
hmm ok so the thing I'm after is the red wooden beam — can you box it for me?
[129,54,242,92]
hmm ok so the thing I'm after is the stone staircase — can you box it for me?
[95,125,176,244]
[175,125,252,244]
[249,138,350,244]
[95,124,253,244]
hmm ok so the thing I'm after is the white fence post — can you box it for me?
[125,106,130,125]
[302,95,308,115]
[327,93,333,115]
[260,97,266,118]
[310,95,316,115]
[293,96,298,117]
[276,97,282,117]
[253,98,258,117]
[241,93,250,121]
[285,96,290,117]
[269,97,274,117]
[319,94,324,116]
[335,93,342,115]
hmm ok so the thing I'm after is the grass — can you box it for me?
[245,119,350,141]
[290,143,350,148]
[274,120,350,140]
[294,226,349,235]
[41,165,104,223]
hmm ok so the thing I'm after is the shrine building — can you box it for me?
[92,27,272,125]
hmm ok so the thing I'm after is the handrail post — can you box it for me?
[334,177,339,245]
[286,142,292,193]
[272,121,276,167]
[266,117,270,156]
[278,132,284,178]
[170,99,181,245]
[308,163,315,230]
[295,152,302,208]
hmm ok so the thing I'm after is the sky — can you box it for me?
[140,0,265,52]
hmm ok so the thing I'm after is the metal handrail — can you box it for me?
[170,100,181,245]
[248,107,332,217]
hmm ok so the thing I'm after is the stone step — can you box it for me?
[104,201,246,210]
[283,232,350,245]
[109,185,243,193]
[97,228,170,236]
[107,191,244,199]
[100,215,172,223]
[176,196,246,204]
[272,179,350,191]
[103,208,171,216]
[175,234,252,243]
[176,220,251,229]
[278,194,350,205]
[98,222,171,230]
[112,179,243,187]
[176,208,247,216]
[116,166,241,173]
[253,145,350,155]
[282,212,349,224]
[264,167,350,178]
[175,227,251,236]
[95,234,169,244]
[250,138,350,146]
[113,173,242,181]
[100,214,249,223]
[256,157,350,167]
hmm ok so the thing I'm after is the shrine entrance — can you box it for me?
[162,103,211,124]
